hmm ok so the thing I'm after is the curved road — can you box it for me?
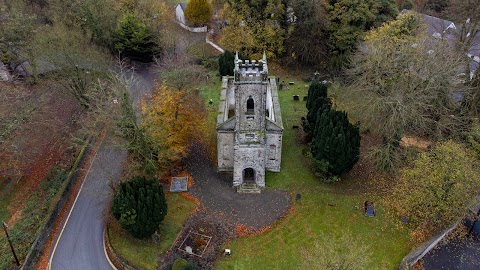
[49,28,207,269]
[50,64,157,270]
[50,147,126,270]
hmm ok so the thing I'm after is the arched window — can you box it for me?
[246,96,254,114]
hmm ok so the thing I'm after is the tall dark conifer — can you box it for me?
[304,81,331,135]
[111,176,167,239]
[311,109,360,175]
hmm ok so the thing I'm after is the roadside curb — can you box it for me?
[103,226,122,270]
[104,219,144,270]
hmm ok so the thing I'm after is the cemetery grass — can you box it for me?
[108,193,197,270]
[214,71,413,269]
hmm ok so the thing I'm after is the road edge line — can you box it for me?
[103,228,119,270]
[47,143,101,270]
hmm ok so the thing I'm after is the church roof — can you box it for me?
[266,119,283,132]
[217,117,235,131]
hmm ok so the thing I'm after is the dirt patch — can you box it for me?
[154,142,292,269]
[332,132,398,195]
[401,136,432,150]
[159,210,236,270]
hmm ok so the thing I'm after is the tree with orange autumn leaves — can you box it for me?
[142,84,205,170]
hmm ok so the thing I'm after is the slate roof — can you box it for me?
[179,2,186,11]
[400,9,480,79]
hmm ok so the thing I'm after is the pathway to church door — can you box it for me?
[243,168,255,183]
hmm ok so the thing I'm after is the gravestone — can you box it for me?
[170,176,188,192]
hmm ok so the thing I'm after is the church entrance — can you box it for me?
[243,168,255,183]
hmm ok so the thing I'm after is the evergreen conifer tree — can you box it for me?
[311,109,360,175]
[303,81,331,134]
[113,14,159,62]
[218,50,235,76]
[111,176,167,239]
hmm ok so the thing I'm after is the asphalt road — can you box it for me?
[50,64,157,270]
[422,224,480,270]
[50,147,127,270]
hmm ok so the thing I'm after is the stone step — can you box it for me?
[237,188,261,194]
[237,183,261,194]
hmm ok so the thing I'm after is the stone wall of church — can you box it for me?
[235,83,267,133]
[265,132,282,172]
[217,131,234,171]
[233,146,266,187]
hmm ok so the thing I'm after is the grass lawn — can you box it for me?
[108,193,197,270]
[213,68,413,269]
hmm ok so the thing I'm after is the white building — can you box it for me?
[175,2,187,25]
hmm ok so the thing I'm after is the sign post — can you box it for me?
[2,221,20,266]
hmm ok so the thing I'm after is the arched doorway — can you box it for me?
[243,168,255,183]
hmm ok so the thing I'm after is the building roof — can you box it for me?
[217,117,235,131]
[178,2,187,11]
[401,9,480,79]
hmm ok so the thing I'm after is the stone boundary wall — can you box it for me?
[398,224,458,270]
[20,138,92,270]
[398,198,480,269]
[176,20,208,33]
[206,37,225,53]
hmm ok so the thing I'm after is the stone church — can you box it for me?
[217,53,283,192]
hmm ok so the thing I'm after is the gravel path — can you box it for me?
[186,142,291,229]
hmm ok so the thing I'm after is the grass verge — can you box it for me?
[0,167,68,269]
[108,193,197,270]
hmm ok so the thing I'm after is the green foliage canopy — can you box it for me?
[305,81,360,176]
[305,81,331,133]
[114,14,159,62]
[311,108,360,176]
[391,141,480,235]
[324,0,398,70]
[184,0,213,26]
[111,176,168,239]
[218,51,235,76]
[286,0,328,65]
[220,0,288,58]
